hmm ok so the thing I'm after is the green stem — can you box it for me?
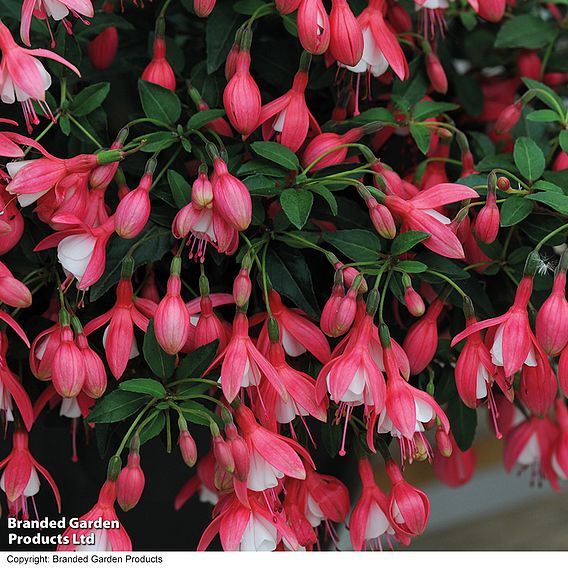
[67,114,104,149]
[426,270,468,298]
[151,147,182,189]
[535,222,568,251]
[115,399,156,457]
[261,242,273,317]
[378,270,392,322]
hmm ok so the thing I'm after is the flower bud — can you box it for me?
[495,102,522,133]
[475,189,500,244]
[334,262,368,293]
[329,0,363,67]
[89,27,118,71]
[212,426,235,474]
[368,197,396,239]
[117,445,145,512]
[76,332,107,399]
[192,169,213,208]
[496,176,510,191]
[52,317,85,399]
[435,427,453,458]
[141,32,176,91]
[330,285,357,336]
[403,275,425,317]
[225,423,249,482]
[154,259,190,355]
[233,268,252,308]
[426,52,448,94]
[321,279,344,337]
[297,0,330,55]
[194,0,216,17]
[275,0,301,14]
[179,429,198,467]
[115,172,152,239]
[0,269,32,308]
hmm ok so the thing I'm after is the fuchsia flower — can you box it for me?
[51,315,85,399]
[0,186,24,255]
[426,51,447,94]
[376,327,449,462]
[452,257,541,378]
[474,182,500,244]
[114,161,154,239]
[117,440,145,512]
[297,0,330,56]
[141,33,175,91]
[58,479,132,551]
[210,153,252,232]
[0,261,32,308]
[223,29,261,138]
[173,167,238,260]
[34,215,116,290]
[503,415,558,490]
[0,331,34,431]
[275,0,302,14]
[385,459,430,537]
[328,0,363,67]
[432,433,476,488]
[20,0,94,47]
[197,492,298,551]
[535,253,568,356]
[383,183,479,259]
[403,297,444,375]
[194,0,216,17]
[208,311,287,403]
[0,21,80,131]
[454,299,511,432]
[552,399,568,481]
[0,429,61,518]
[342,0,408,80]
[257,52,321,152]
[88,10,118,72]
[253,289,331,363]
[350,459,406,551]
[84,265,149,379]
[233,404,314,492]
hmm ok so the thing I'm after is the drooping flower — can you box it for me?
[0,21,80,131]
[256,52,321,152]
[297,0,330,56]
[328,0,363,67]
[141,19,175,91]
[0,429,61,519]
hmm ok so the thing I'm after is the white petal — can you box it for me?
[247,450,284,491]
[57,234,96,280]
[364,501,390,540]
[239,513,278,552]
[281,327,306,357]
[60,396,82,418]
[490,324,505,367]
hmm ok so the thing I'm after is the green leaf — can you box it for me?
[206,5,241,73]
[391,230,430,255]
[187,109,226,130]
[69,83,110,117]
[266,244,318,319]
[251,141,300,170]
[396,260,428,273]
[413,101,459,121]
[513,137,545,182]
[447,397,477,451]
[178,400,222,427]
[139,412,166,444]
[526,192,568,215]
[309,184,338,215]
[140,131,178,153]
[168,170,192,208]
[176,340,220,380]
[119,378,166,398]
[500,196,533,226]
[143,320,176,380]
[522,78,564,112]
[88,391,148,423]
[495,15,554,49]
[409,124,431,155]
[560,130,568,154]
[138,80,181,124]
[243,174,281,196]
[280,188,314,229]
[526,109,561,123]
[323,229,381,262]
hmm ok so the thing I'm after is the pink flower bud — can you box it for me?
[233,268,252,308]
[154,264,190,355]
[329,0,363,67]
[297,0,330,55]
[495,102,522,133]
[334,262,368,293]
[223,41,261,137]
[52,324,85,399]
[76,333,107,399]
[212,432,235,474]
[211,157,251,232]
[179,430,198,467]
[426,52,448,94]
[0,265,32,308]
[192,170,213,208]
[117,450,145,511]
[301,127,363,171]
[88,26,118,71]
[536,269,568,356]
[517,50,541,81]
[226,423,249,481]
[142,37,176,91]
[474,191,499,244]
[404,284,425,318]
[435,427,453,458]
[386,459,430,537]
[275,0,301,14]
[225,38,240,81]
[115,173,152,239]
[368,198,396,239]
[321,281,344,336]
[194,0,216,17]
[330,286,357,337]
